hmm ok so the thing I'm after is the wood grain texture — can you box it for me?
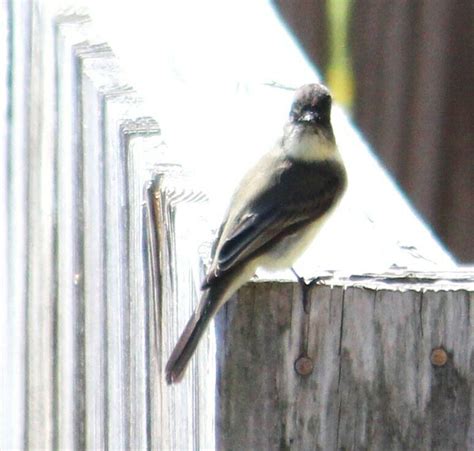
[216,279,474,450]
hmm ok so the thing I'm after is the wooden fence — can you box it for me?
[1,2,473,450]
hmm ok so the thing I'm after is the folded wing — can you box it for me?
[203,158,345,287]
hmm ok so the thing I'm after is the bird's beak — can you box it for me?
[300,110,318,123]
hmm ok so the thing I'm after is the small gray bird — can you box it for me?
[166,83,347,384]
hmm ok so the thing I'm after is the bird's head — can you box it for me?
[289,83,332,128]
[283,83,336,161]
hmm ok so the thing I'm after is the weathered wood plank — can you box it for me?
[216,277,474,450]
[419,289,474,449]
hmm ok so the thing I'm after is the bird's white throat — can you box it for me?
[284,127,338,162]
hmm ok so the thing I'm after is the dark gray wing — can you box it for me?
[203,158,345,287]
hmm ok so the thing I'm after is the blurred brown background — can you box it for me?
[273,0,473,263]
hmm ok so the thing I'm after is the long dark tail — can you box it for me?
[165,286,223,384]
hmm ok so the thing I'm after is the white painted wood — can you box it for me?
[1,2,30,449]
[101,91,146,450]
[81,47,115,450]
[102,87,133,451]
[0,2,8,444]
[125,120,163,450]
[25,4,57,448]
[152,168,214,450]
[55,15,92,449]
[54,15,171,449]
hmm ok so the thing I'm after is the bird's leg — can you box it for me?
[291,267,312,314]
[291,268,329,314]
[290,268,330,378]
